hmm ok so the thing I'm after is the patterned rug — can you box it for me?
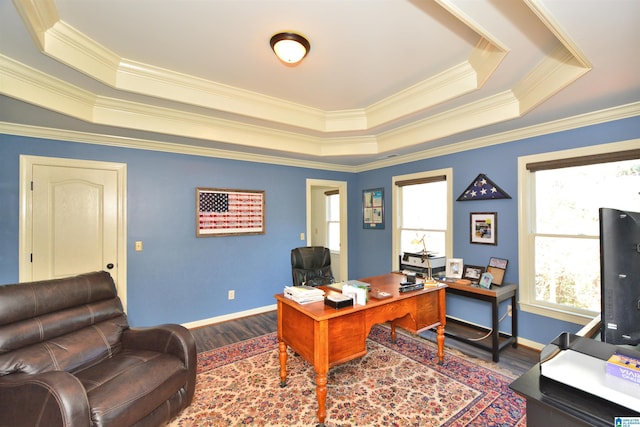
[169,325,526,426]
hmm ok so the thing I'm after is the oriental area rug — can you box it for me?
[169,325,526,426]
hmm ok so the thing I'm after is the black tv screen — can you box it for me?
[599,207,640,346]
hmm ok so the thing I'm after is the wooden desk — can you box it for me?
[275,273,446,427]
[442,281,517,362]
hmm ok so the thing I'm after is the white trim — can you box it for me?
[182,304,276,329]
[517,138,640,324]
[306,179,348,281]
[391,168,454,271]
[1,102,638,173]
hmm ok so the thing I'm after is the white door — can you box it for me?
[20,156,127,309]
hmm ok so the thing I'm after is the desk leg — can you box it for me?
[491,299,500,362]
[278,341,288,387]
[436,324,445,363]
[314,368,328,427]
[511,294,518,348]
[437,287,446,364]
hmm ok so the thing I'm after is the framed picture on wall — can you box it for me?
[363,188,384,229]
[470,212,497,245]
[196,187,265,237]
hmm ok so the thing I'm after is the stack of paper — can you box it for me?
[284,285,325,304]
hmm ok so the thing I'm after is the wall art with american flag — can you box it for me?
[196,188,265,236]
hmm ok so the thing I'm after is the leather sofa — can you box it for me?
[0,271,196,426]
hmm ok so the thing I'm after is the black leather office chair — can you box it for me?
[291,246,335,287]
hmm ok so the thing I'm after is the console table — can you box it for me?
[440,281,517,362]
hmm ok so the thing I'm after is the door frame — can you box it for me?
[19,155,128,309]
[306,179,348,281]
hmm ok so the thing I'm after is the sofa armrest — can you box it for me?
[0,371,91,427]
[121,324,197,403]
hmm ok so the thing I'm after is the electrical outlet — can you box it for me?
[228,290,235,300]
[507,304,512,317]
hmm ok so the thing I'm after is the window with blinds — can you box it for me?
[392,169,453,270]
[518,142,640,323]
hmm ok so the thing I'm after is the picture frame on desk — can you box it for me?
[462,265,485,284]
[446,258,464,278]
[487,257,508,285]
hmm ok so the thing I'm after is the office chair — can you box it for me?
[290,246,335,287]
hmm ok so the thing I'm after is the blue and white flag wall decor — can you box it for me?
[457,173,511,201]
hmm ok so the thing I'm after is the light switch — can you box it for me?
[135,241,143,251]
[300,233,305,241]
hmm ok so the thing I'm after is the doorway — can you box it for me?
[19,155,128,309]
[306,179,348,281]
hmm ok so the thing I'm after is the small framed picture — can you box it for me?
[446,258,464,278]
[487,257,508,285]
[462,265,486,284]
[486,267,505,285]
[470,212,497,245]
[479,272,493,289]
[489,257,508,269]
[363,188,384,229]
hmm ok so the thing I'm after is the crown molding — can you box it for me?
[2,102,637,174]
[12,0,507,134]
[0,121,355,172]
[355,102,640,172]
[3,0,601,159]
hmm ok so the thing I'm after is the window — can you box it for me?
[392,169,453,269]
[326,191,340,252]
[518,141,640,324]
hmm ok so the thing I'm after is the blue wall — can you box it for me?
[1,115,638,346]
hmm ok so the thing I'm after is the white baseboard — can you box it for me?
[182,304,277,329]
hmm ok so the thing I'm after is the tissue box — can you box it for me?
[606,352,640,385]
[324,294,354,309]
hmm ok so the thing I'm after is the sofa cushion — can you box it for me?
[75,349,189,426]
[0,316,128,376]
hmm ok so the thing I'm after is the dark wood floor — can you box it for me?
[189,310,539,376]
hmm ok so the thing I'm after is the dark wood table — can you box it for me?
[440,281,517,361]
[275,273,447,427]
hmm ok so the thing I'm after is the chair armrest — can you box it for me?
[0,371,90,427]
[121,324,197,403]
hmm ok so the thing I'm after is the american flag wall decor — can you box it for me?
[196,188,265,236]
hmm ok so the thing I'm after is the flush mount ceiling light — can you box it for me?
[270,32,310,65]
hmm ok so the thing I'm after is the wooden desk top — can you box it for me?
[275,272,447,322]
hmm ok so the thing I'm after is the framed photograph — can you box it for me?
[479,272,493,289]
[470,212,497,245]
[489,257,508,269]
[462,265,486,284]
[363,188,384,229]
[486,266,505,285]
[446,258,464,278]
[196,187,265,237]
[487,257,508,285]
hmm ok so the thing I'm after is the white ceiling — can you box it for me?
[1,0,639,168]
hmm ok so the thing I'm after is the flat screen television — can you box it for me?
[599,207,640,346]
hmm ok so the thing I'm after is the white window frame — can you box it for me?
[517,139,640,325]
[325,191,340,252]
[392,168,453,271]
